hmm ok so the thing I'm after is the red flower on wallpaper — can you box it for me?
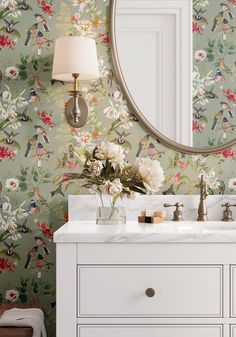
[0,146,16,160]
[0,35,16,49]
[192,120,203,132]
[0,258,16,272]
[37,0,54,16]
[222,88,236,105]
[192,22,204,33]
[217,148,236,159]
[98,33,109,45]
[37,110,55,128]
[37,221,53,241]
[228,0,236,6]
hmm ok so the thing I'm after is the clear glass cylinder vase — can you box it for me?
[96,206,126,225]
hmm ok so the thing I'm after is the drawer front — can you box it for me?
[78,265,222,317]
[78,325,222,337]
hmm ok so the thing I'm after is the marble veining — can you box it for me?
[68,194,236,221]
[54,220,236,243]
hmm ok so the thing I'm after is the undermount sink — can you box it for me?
[163,221,236,232]
[203,224,236,231]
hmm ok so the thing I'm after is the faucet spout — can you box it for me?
[197,174,208,221]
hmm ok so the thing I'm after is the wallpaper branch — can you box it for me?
[0,0,236,336]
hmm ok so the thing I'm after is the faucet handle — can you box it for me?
[221,203,236,222]
[163,203,184,222]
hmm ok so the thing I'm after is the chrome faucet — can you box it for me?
[197,174,208,221]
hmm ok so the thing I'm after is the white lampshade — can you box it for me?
[52,36,99,82]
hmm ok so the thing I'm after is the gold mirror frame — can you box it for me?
[109,0,236,154]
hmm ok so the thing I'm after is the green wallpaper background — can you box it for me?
[0,1,236,336]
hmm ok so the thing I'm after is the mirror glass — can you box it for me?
[114,0,236,151]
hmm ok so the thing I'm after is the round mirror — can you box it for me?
[110,0,236,154]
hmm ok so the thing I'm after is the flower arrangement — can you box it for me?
[63,141,165,208]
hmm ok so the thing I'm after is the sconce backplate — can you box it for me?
[65,96,89,128]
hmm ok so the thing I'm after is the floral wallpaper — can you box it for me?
[193,0,236,147]
[1,1,236,336]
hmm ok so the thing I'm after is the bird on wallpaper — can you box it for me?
[17,0,30,10]
[221,101,234,118]
[193,106,207,120]
[69,145,75,159]
[35,142,53,167]
[50,184,65,198]
[147,143,157,160]
[211,12,224,32]
[0,242,20,265]
[36,254,45,278]
[193,7,208,25]
[34,14,50,32]
[25,200,40,216]
[34,236,50,255]
[34,125,50,143]
[24,134,38,157]
[221,18,233,40]
[219,116,231,139]
[28,89,40,103]
[24,23,38,46]
[211,110,223,130]
[0,19,20,37]
[35,31,51,56]
[221,3,234,20]
[112,130,132,149]
[0,130,20,149]
[25,245,38,269]
[218,58,233,75]
[214,69,225,83]
[136,135,150,157]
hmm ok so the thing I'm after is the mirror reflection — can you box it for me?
[115,0,236,149]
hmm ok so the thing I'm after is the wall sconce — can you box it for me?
[52,36,99,128]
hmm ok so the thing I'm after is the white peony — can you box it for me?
[96,142,126,166]
[5,289,19,303]
[104,178,123,196]
[5,66,19,80]
[135,157,165,192]
[5,178,19,191]
[228,178,236,191]
[88,160,103,176]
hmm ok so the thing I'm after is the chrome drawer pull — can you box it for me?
[145,288,155,298]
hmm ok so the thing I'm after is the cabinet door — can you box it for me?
[231,325,236,337]
[78,325,222,337]
[78,265,222,317]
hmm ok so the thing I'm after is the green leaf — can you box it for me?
[19,293,27,303]
[19,182,28,192]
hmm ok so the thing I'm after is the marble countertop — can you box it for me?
[53,221,236,243]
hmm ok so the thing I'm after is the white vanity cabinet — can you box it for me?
[54,221,236,337]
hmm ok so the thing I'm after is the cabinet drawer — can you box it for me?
[78,325,222,337]
[78,265,222,317]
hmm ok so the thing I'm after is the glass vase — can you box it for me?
[96,206,126,225]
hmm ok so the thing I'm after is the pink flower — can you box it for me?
[222,88,236,105]
[192,120,203,132]
[217,148,236,159]
[0,146,16,160]
[66,161,77,170]
[192,22,204,33]
[37,110,54,128]
[178,161,187,170]
[171,173,181,185]
[228,0,236,6]
[0,258,16,272]
[37,0,54,16]
[0,35,16,49]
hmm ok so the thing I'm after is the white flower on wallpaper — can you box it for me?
[228,178,236,191]
[5,178,19,191]
[5,289,19,303]
[5,66,19,80]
